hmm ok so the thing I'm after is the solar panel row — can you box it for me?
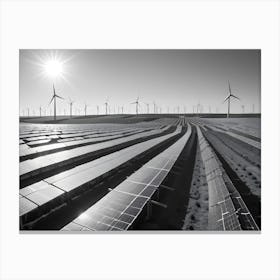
[62,123,191,231]
[196,126,242,231]
[20,125,183,219]
[20,127,152,158]
[199,121,261,150]
[19,125,172,178]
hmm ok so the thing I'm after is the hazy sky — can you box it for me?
[19,49,261,115]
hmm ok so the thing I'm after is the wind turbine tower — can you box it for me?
[104,99,109,115]
[153,102,157,114]
[84,103,88,116]
[69,98,74,118]
[131,97,140,115]
[145,103,150,114]
[223,81,240,118]
[197,102,201,114]
[49,84,63,121]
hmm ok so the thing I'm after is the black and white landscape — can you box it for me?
[19,49,261,231]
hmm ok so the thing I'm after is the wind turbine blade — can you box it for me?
[223,95,230,103]
[49,95,54,105]
[228,80,231,94]
[131,102,136,104]
[56,94,64,100]
[231,94,240,100]
[53,84,56,95]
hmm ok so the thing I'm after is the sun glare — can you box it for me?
[44,59,63,78]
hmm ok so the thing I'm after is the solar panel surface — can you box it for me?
[20,125,182,218]
[62,123,191,231]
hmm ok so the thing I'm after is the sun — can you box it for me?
[44,59,63,78]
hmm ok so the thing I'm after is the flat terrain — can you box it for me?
[19,115,261,231]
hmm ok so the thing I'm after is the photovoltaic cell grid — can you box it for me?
[19,125,168,157]
[19,125,183,217]
[19,125,173,178]
[62,123,191,231]
[225,176,259,230]
[199,121,261,150]
[196,126,242,231]
[20,127,150,157]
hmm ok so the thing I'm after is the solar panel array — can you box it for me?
[62,124,191,231]
[20,117,258,231]
[20,125,174,179]
[196,126,242,230]
[20,120,182,221]
[194,118,261,150]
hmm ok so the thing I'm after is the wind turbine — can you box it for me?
[39,105,42,117]
[131,97,140,115]
[84,103,89,116]
[242,105,245,113]
[49,84,63,121]
[96,105,99,115]
[153,101,157,114]
[68,98,74,118]
[145,103,150,114]
[104,98,109,115]
[197,102,201,114]
[223,81,240,118]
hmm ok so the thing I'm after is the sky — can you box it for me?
[19,49,261,115]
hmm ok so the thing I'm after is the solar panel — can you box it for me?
[21,128,147,159]
[19,125,171,178]
[196,126,242,231]
[61,124,191,231]
[20,180,64,214]
[19,197,37,216]
[19,126,182,218]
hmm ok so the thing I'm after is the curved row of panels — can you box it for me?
[19,118,188,230]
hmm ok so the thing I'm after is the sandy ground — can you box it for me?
[203,129,261,198]
[182,139,208,230]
